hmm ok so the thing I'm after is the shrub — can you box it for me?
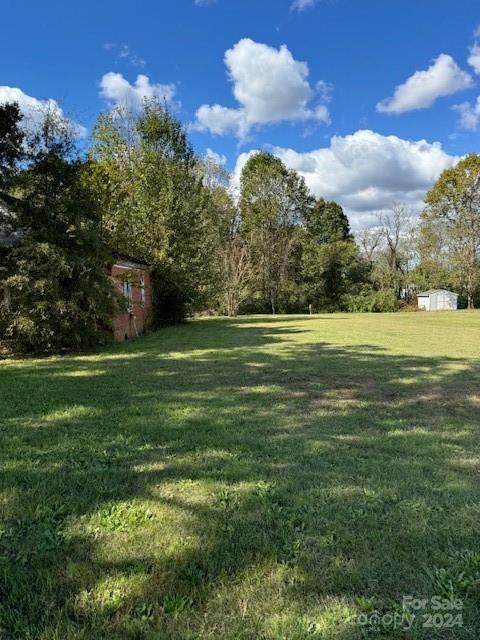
[1,239,113,353]
[346,286,400,313]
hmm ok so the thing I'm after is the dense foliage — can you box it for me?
[302,199,367,311]
[239,152,312,313]
[88,100,222,316]
[419,154,480,308]
[2,95,480,354]
[0,108,113,353]
[0,102,24,189]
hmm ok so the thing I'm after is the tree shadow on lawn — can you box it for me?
[1,317,480,638]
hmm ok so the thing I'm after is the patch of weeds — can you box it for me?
[0,502,67,565]
[77,572,154,620]
[176,478,199,491]
[162,594,193,617]
[266,614,333,639]
[266,500,286,522]
[429,549,480,600]
[75,585,125,619]
[118,603,158,640]
[252,480,275,499]
[317,532,336,548]
[355,596,376,613]
[217,488,240,511]
[180,562,208,586]
[133,601,155,622]
[90,503,155,532]
[125,559,155,577]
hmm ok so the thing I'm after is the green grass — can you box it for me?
[1,311,480,639]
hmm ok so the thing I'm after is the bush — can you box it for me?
[399,300,422,312]
[1,240,113,353]
[346,287,400,313]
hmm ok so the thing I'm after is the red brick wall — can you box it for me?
[111,264,153,341]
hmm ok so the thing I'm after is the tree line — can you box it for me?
[1,99,479,352]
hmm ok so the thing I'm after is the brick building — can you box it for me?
[111,254,153,341]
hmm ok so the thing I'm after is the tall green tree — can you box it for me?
[198,153,255,317]
[88,99,219,315]
[304,198,351,244]
[240,152,312,314]
[421,154,480,308]
[302,198,365,310]
[0,102,24,189]
[1,108,113,352]
[414,216,452,293]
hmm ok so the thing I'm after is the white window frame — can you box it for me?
[140,277,145,307]
[123,279,133,311]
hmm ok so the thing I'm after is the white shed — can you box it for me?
[417,289,458,311]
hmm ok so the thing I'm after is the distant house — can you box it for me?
[111,254,153,341]
[417,289,458,311]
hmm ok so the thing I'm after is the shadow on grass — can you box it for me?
[1,317,480,638]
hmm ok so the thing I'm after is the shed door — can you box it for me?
[430,294,437,311]
[418,296,429,310]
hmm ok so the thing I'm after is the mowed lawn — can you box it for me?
[1,313,480,639]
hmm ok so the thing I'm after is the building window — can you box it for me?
[140,277,145,307]
[123,279,133,311]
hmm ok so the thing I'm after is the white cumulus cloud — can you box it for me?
[467,42,480,74]
[99,72,176,109]
[0,85,86,137]
[194,38,331,140]
[453,97,480,130]
[205,148,227,166]
[377,54,473,115]
[454,31,480,129]
[233,130,458,229]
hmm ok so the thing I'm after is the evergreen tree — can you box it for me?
[1,108,113,352]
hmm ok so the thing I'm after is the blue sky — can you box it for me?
[2,0,480,227]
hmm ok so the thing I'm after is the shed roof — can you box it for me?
[417,289,457,296]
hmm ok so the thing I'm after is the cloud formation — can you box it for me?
[233,130,458,229]
[0,85,85,137]
[377,54,472,115]
[194,38,331,140]
[104,43,146,67]
[467,43,480,74]
[99,72,176,109]
[453,97,480,130]
[204,148,227,166]
[291,0,319,11]
[452,29,480,130]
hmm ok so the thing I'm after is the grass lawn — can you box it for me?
[1,312,480,639]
